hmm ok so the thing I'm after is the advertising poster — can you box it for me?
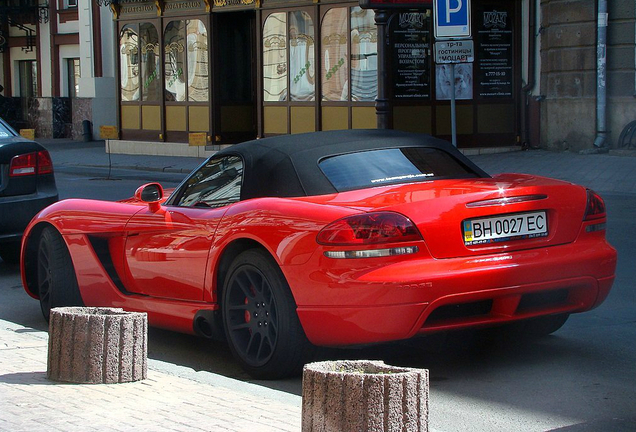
[391,12,431,99]
[435,63,473,100]
[476,4,514,98]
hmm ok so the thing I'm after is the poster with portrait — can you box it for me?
[435,63,473,100]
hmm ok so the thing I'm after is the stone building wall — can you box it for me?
[540,0,635,151]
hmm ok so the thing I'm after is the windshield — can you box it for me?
[319,147,478,192]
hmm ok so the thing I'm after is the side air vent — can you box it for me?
[87,236,129,294]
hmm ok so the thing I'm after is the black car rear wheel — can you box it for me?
[0,242,21,264]
[519,313,570,337]
[37,226,84,321]
[222,249,311,379]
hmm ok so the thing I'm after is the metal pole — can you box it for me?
[375,11,390,129]
[593,0,608,149]
[450,64,457,147]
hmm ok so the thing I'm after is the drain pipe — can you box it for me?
[521,0,537,148]
[593,0,608,149]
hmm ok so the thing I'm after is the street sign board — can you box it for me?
[434,0,471,39]
[434,40,474,63]
[100,125,119,140]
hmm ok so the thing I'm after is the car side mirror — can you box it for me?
[135,183,164,212]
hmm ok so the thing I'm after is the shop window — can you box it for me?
[164,19,209,102]
[289,12,315,101]
[67,58,80,97]
[321,8,348,101]
[120,25,140,102]
[321,7,377,102]
[65,0,77,8]
[263,11,316,103]
[263,13,287,102]
[164,21,186,102]
[351,8,377,101]
[140,23,160,102]
[187,19,209,102]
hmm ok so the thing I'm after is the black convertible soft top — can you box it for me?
[213,129,490,199]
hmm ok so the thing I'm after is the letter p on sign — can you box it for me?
[434,0,471,39]
[446,0,462,22]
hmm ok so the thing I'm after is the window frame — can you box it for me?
[262,7,317,109]
[163,18,210,104]
[319,4,378,105]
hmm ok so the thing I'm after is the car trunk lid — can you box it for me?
[0,139,49,197]
[313,174,587,259]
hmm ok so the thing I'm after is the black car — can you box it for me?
[0,117,58,263]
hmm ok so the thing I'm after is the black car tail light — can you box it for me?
[317,212,422,246]
[37,150,54,175]
[9,153,37,177]
[9,150,53,177]
[584,189,606,221]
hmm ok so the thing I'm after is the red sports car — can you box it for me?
[21,130,616,379]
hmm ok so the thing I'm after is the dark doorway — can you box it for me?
[213,11,256,144]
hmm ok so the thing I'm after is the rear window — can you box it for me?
[0,121,14,138]
[319,147,477,191]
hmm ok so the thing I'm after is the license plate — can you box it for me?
[463,211,548,246]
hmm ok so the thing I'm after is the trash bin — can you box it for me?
[82,120,92,142]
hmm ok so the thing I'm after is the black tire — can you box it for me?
[37,227,84,321]
[222,249,312,379]
[0,241,21,264]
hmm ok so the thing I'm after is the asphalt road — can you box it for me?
[1,167,635,431]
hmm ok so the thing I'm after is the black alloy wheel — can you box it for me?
[37,226,84,321]
[222,249,311,379]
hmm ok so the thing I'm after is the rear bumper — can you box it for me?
[0,192,58,242]
[291,236,616,346]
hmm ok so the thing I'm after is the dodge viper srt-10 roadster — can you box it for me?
[21,129,616,378]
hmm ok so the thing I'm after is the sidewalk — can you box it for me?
[0,318,301,432]
[37,138,636,195]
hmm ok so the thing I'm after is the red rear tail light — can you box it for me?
[9,150,53,177]
[37,150,53,175]
[317,212,422,246]
[584,189,606,221]
[9,153,37,177]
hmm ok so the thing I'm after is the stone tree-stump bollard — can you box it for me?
[302,360,429,432]
[47,307,147,384]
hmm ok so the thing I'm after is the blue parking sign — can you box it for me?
[434,0,471,39]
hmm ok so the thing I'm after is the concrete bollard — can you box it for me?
[47,307,147,384]
[302,360,429,432]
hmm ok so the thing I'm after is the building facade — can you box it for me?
[0,0,116,140]
[0,0,634,155]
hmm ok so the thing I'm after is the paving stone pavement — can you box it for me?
[0,319,301,432]
[470,149,636,195]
